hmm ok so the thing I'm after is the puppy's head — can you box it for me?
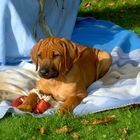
[30,37,82,79]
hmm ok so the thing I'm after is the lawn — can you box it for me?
[79,0,140,35]
[1,105,140,140]
[1,0,140,140]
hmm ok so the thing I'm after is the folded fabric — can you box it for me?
[0,0,81,65]
[72,17,140,53]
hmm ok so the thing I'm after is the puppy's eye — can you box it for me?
[53,52,60,59]
[37,53,42,59]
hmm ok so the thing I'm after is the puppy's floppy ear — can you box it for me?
[30,39,43,71]
[61,38,87,72]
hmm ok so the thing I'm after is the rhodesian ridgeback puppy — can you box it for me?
[30,37,112,113]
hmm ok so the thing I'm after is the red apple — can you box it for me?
[33,99,51,114]
[11,95,27,107]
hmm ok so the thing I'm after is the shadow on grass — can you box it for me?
[79,4,140,33]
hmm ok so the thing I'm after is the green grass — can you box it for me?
[1,0,140,139]
[78,0,140,35]
[1,105,140,140]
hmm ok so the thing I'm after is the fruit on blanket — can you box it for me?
[11,95,27,107]
[33,99,51,114]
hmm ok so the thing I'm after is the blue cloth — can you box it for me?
[0,0,81,65]
[72,17,140,53]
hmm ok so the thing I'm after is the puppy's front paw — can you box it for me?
[17,104,33,112]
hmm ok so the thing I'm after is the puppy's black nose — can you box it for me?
[39,68,49,76]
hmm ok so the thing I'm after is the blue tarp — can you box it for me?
[0,0,81,65]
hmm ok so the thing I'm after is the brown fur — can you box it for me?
[30,37,112,113]
[17,93,38,112]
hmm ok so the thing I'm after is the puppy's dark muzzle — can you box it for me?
[38,67,59,79]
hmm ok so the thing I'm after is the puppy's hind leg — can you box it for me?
[96,51,112,80]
